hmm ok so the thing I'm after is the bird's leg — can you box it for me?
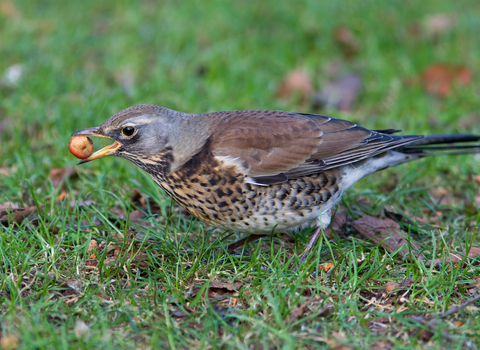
[299,226,323,263]
[299,210,332,263]
[225,234,266,253]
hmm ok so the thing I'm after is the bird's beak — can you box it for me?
[72,127,122,165]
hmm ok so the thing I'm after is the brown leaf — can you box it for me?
[334,27,360,59]
[56,191,69,201]
[129,210,146,222]
[186,279,245,300]
[318,262,335,272]
[384,209,414,226]
[277,69,313,104]
[313,73,362,112]
[1,205,44,226]
[288,303,306,323]
[86,239,97,254]
[351,215,425,261]
[0,334,19,350]
[421,63,472,97]
[0,201,19,212]
[385,281,400,293]
[418,328,434,342]
[427,246,480,267]
[49,166,77,188]
[171,309,189,318]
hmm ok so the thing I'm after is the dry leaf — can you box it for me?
[334,27,360,58]
[384,209,414,226]
[56,191,69,201]
[186,279,245,300]
[313,73,362,112]
[49,166,77,188]
[277,69,313,104]
[318,262,335,272]
[288,303,306,323]
[0,202,18,212]
[351,215,425,261]
[1,205,44,226]
[385,281,400,293]
[427,246,480,267]
[0,334,19,350]
[421,63,472,97]
[129,210,146,222]
[86,239,97,254]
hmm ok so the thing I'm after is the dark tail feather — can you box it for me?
[400,134,480,156]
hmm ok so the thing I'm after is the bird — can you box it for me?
[72,104,480,260]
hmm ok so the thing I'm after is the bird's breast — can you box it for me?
[146,160,342,234]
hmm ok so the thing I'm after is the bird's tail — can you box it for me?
[399,134,480,156]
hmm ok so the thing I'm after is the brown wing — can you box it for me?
[209,110,377,178]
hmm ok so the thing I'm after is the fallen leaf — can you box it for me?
[384,209,414,227]
[313,73,362,112]
[418,328,434,342]
[385,281,400,293]
[351,215,425,261]
[277,69,313,104]
[1,205,44,226]
[56,191,69,201]
[421,63,472,97]
[171,309,189,318]
[334,26,360,59]
[288,303,306,323]
[0,202,19,211]
[453,320,464,327]
[86,239,97,254]
[129,210,146,222]
[427,246,480,267]
[318,262,335,272]
[69,200,93,208]
[186,279,245,300]
[423,13,456,36]
[0,334,19,350]
[49,166,77,188]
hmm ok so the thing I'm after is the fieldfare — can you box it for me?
[72,105,480,259]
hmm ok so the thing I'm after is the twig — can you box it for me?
[438,291,480,318]
[410,291,480,349]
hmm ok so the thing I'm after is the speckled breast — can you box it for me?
[145,160,341,235]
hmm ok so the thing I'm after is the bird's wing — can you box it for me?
[209,111,422,184]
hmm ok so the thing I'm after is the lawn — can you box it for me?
[2,0,480,349]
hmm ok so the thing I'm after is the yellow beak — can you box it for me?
[71,127,122,164]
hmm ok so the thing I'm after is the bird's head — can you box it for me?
[72,104,211,173]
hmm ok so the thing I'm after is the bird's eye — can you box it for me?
[122,126,135,137]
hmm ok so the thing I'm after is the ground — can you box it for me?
[1,0,480,349]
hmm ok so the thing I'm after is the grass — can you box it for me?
[2,0,480,348]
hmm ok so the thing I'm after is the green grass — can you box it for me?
[2,0,480,349]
